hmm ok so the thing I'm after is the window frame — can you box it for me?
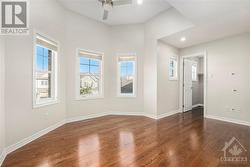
[117,53,137,98]
[75,48,104,100]
[169,56,178,81]
[33,31,59,108]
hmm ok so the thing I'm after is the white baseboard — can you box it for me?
[205,115,250,127]
[108,111,157,119]
[6,120,65,154]
[192,104,204,108]
[66,112,109,123]
[157,110,181,119]
[0,149,7,166]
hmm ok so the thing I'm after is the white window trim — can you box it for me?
[33,30,60,108]
[75,48,104,101]
[169,56,178,81]
[117,53,137,98]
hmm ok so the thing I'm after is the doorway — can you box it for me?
[180,52,207,115]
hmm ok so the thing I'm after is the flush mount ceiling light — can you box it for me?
[137,0,143,5]
[180,37,186,42]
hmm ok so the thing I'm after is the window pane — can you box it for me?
[80,64,89,73]
[169,58,177,79]
[36,46,43,55]
[79,56,101,97]
[80,74,100,95]
[80,57,100,74]
[80,57,89,65]
[121,77,133,94]
[169,68,174,77]
[170,60,174,68]
[35,72,51,100]
[90,65,99,74]
[90,59,99,66]
[120,61,134,94]
[36,46,52,71]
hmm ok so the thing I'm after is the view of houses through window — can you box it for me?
[34,34,58,107]
[36,46,52,99]
[78,50,103,98]
[80,57,100,96]
[118,56,136,96]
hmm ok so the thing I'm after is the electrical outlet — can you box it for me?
[230,108,236,112]
[227,107,240,112]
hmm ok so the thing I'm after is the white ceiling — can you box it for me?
[58,0,172,25]
[58,0,250,47]
[161,0,250,48]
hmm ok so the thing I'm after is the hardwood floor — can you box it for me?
[3,108,250,167]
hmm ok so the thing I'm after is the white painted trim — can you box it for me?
[192,104,204,108]
[179,51,207,116]
[205,115,250,127]
[5,120,65,154]
[65,112,109,123]
[33,99,59,108]
[108,111,156,119]
[157,109,181,119]
[75,95,104,101]
[0,149,7,166]
[144,113,157,119]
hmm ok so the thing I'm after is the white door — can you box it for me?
[183,59,193,112]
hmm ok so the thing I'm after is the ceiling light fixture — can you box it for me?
[180,37,186,42]
[137,0,143,5]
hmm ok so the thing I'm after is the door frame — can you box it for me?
[179,51,207,116]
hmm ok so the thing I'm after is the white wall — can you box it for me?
[108,24,144,114]
[181,33,250,122]
[4,0,66,146]
[144,8,193,116]
[0,37,5,158]
[64,9,110,119]
[65,17,145,118]
[157,41,180,116]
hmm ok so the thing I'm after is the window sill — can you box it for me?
[117,94,137,98]
[169,78,178,81]
[33,99,59,109]
[75,95,104,101]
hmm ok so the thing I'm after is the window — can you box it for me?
[33,33,58,107]
[192,63,198,81]
[169,57,178,80]
[118,55,136,97]
[77,49,103,99]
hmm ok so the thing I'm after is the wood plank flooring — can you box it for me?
[2,108,250,167]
